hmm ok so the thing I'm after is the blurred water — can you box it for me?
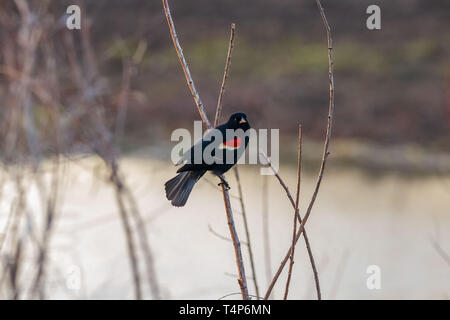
[2,156,450,299]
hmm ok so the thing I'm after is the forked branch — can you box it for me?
[261,151,321,300]
[263,0,335,299]
[282,125,321,300]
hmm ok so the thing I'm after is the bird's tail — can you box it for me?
[164,171,205,207]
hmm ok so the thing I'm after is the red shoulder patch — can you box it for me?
[220,137,242,149]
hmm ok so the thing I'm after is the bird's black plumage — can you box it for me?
[165,112,250,207]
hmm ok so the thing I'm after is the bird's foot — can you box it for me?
[218,181,230,190]
[218,176,230,190]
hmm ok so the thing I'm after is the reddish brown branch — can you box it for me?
[162,0,249,299]
[214,23,259,298]
[283,125,302,299]
[234,167,260,298]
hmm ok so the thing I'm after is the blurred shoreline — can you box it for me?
[127,137,450,178]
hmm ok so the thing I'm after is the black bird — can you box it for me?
[165,112,250,207]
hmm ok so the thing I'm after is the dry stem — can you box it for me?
[162,0,211,129]
[261,152,321,300]
[263,0,334,300]
[283,125,302,299]
[233,167,260,297]
[214,23,236,127]
[162,0,249,299]
[215,23,259,298]
[262,175,272,289]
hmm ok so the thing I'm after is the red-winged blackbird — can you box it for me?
[165,112,250,207]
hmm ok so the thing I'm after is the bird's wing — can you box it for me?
[175,127,223,166]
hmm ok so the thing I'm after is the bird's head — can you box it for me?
[227,112,250,131]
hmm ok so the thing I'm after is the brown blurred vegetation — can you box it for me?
[87,0,450,149]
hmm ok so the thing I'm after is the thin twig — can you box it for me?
[263,0,334,300]
[203,177,241,200]
[213,23,259,298]
[214,23,235,127]
[429,218,450,268]
[262,175,272,290]
[219,174,249,299]
[162,0,249,299]
[218,292,263,300]
[261,152,321,300]
[161,0,211,129]
[208,224,249,246]
[224,272,255,281]
[208,224,233,243]
[283,125,302,299]
[234,168,260,297]
[430,236,450,267]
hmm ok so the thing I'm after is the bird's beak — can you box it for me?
[239,119,247,124]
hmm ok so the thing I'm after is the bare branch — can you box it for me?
[263,0,334,300]
[214,23,236,127]
[212,22,259,298]
[161,0,249,299]
[233,167,260,297]
[218,292,263,300]
[161,0,212,129]
[283,125,302,299]
[208,224,248,246]
[261,152,321,300]
[218,174,249,299]
[262,175,272,290]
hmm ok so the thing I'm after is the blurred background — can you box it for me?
[0,0,449,299]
